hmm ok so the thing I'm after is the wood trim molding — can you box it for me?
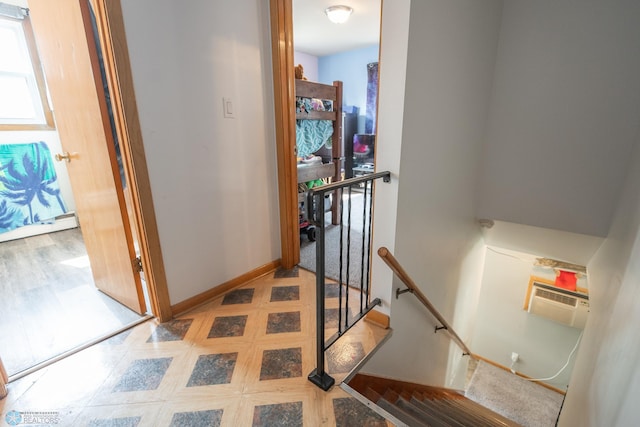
[171,260,281,316]
[269,0,299,269]
[365,309,390,329]
[472,353,566,395]
[92,0,173,322]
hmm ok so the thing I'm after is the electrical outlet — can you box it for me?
[511,352,519,363]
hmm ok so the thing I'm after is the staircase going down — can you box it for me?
[345,373,521,427]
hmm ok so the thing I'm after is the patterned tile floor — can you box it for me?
[0,267,392,426]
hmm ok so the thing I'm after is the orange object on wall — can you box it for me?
[555,270,577,291]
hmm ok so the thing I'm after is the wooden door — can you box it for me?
[28,0,145,313]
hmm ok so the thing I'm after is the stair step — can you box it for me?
[345,373,522,427]
[380,386,519,427]
[409,395,475,427]
[423,393,519,426]
[382,388,400,403]
[399,396,456,427]
[363,387,382,404]
[377,397,430,427]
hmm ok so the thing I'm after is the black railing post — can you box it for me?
[306,171,390,391]
[365,180,374,307]
[344,186,352,330]
[307,191,335,391]
[359,180,368,312]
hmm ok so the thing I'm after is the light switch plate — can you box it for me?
[223,97,235,118]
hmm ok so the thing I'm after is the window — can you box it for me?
[0,5,54,130]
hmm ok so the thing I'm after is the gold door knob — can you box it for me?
[55,152,72,162]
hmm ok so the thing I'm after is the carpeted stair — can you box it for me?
[346,373,520,426]
[464,360,564,427]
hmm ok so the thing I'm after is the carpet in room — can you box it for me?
[299,192,370,288]
[465,360,565,427]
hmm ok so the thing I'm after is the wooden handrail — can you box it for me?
[378,247,474,357]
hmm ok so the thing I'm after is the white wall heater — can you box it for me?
[528,282,589,329]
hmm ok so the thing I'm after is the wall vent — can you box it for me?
[527,282,589,329]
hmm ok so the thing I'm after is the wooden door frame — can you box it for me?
[269,1,384,269]
[89,0,172,321]
[269,0,299,269]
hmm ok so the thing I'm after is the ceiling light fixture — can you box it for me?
[325,5,353,24]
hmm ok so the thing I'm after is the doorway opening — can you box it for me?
[291,0,382,274]
[0,0,165,379]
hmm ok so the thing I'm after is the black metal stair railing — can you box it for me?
[306,171,391,391]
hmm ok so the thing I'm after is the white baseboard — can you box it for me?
[0,214,79,243]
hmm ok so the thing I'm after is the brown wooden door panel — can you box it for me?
[29,0,145,313]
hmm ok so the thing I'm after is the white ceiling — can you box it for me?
[293,0,381,57]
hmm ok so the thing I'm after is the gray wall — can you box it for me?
[560,140,640,425]
[121,0,281,304]
[369,0,640,399]
[476,0,640,237]
[366,0,502,385]
[482,221,603,266]
[368,0,410,315]
[471,246,582,389]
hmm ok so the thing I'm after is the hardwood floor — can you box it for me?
[0,267,392,426]
[0,228,143,377]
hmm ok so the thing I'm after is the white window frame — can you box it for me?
[0,10,54,130]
